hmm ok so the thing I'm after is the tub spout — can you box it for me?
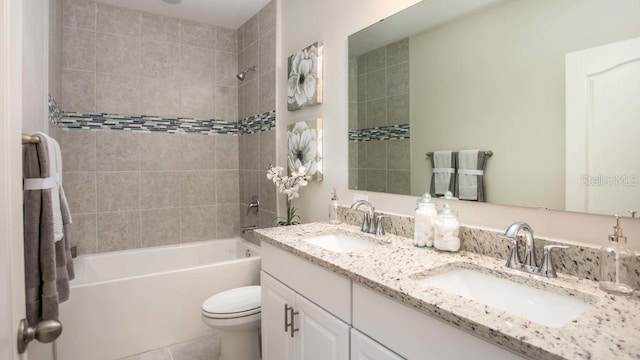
[242,225,257,234]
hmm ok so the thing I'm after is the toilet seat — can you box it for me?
[202,285,261,320]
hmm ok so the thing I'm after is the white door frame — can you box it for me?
[0,0,27,358]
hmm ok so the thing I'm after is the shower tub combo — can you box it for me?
[48,238,260,360]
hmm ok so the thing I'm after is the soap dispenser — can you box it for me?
[599,215,634,295]
[328,188,340,224]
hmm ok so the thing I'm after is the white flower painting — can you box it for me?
[287,119,323,181]
[287,42,323,111]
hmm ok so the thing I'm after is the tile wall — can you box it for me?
[348,38,411,195]
[237,1,278,240]
[60,0,238,120]
[51,127,240,255]
[49,0,63,102]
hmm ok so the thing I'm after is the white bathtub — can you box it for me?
[52,238,260,360]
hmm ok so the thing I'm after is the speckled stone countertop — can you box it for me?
[254,222,640,360]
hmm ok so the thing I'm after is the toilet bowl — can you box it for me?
[201,285,261,360]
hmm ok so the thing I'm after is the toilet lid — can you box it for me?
[202,285,261,319]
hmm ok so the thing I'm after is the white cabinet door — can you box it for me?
[261,271,296,360]
[351,329,405,360]
[295,295,350,360]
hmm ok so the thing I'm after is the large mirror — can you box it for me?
[348,0,640,216]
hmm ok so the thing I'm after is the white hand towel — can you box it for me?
[53,138,72,226]
[457,150,480,200]
[35,133,64,242]
[433,151,454,195]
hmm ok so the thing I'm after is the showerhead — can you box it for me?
[236,66,256,81]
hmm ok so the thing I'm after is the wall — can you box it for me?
[49,0,62,102]
[409,0,640,209]
[350,38,411,195]
[278,0,640,251]
[237,1,278,238]
[60,0,238,120]
[22,0,49,134]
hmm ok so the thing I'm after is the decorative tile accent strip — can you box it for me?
[52,107,277,136]
[238,110,276,134]
[48,94,63,125]
[348,124,410,141]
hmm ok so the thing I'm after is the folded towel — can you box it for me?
[34,132,67,242]
[456,150,488,201]
[430,151,457,196]
[23,134,74,324]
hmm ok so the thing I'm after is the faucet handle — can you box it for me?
[374,214,389,236]
[499,235,522,270]
[535,244,569,278]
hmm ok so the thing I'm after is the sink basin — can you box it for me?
[302,233,381,253]
[418,268,592,328]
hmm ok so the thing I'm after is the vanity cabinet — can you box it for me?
[261,271,349,360]
[351,329,404,360]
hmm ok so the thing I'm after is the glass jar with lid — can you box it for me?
[414,193,437,247]
[434,204,460,252]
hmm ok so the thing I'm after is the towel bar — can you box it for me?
[426,150,493,158]
[22,134,40,144]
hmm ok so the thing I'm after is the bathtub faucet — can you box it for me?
[242,225,257,234]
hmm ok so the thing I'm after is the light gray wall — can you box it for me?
[60,0,238,120]
[409,0,640,209]
[49,0,62,102]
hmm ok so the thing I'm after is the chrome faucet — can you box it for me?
[501,222,569,278]
[350,200,375,233]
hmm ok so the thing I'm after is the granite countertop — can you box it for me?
[254,222,640,360]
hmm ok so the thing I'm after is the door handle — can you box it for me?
[18,318,63,353]
[284,304,299,338]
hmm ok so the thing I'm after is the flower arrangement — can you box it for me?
[266,164,308,226]
[287,42,323,111]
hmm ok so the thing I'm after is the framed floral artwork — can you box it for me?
[287,42,323,111]
[287,118,323,181]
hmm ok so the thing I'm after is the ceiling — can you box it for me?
[95,0,271,29]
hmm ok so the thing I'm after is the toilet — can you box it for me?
[201,285,262,360]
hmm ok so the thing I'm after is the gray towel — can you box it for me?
[23,134,74,324]
[454,150,488,202]
[430,151,457,197]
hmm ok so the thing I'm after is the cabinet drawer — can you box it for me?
[353,284,526,360]
[261,242,351,323]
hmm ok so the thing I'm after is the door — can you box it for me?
[261,271,296,360]
[295,295,349,360]
[351,329,405,360]
[566,36,640,215]
[1,0,27,358]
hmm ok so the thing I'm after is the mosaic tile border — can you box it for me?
[48,94,276,136]
[348,124,410,141]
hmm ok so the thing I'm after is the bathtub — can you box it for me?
[52,238,260,360]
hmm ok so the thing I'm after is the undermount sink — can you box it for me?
[301,233,381,253]
[417,267,592,328]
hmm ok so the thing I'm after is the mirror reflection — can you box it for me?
[348,0,640,216]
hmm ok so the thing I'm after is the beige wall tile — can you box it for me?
[258,70,275,114]
[214,135,239,170]
[215,170,239,204]
[387,62,409,96]
[237,84,245,119]
[241,43,259,83]
[237,25,244,52]
[61,69,95,112]
[242,14,259,48]
[365,169,386,192]
[140,171,180,209]
[180,171,215,206]
[64,172,96,214]
[96,2,141,37]
[387,93,409,126]
[216,204,240,238]
[387,139,410,170]
[241,132,260,170]
[258,30,275,76]
[364,141,387,169]
[365,47,386,72]
[387,170,410,195]
[97,211,140,252]
[67,213,97,255]
[140,77,179,117]
[141,12,179,43]
[216,27,237,52]
[258,1,276,34]
[259,129,275,169]
[63,0,96,30]
[141,208,180,247]
[215,51,238,86]
[365,69,386,100]
[181,206,216,242]
[96,172,140,211]
[140,133,181,170]
[140,40,178,78]
[56,129,96,172]
[366,98,386,128]
[96,73,140,114]
[243,79,259,117]
[259,174,276,213]
[96,131,139,171]
[386,38,409,66]
[178,80,214,119]
[179,20,216,49]
[214,86,238,121]
[241,169,259,205]
[179,45,215,83]
[62,27,95,71]
[179,134,215,170]
[259,209,277,229]
[96,32,140,76]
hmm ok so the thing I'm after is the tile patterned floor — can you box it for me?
[119,333,221,360]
